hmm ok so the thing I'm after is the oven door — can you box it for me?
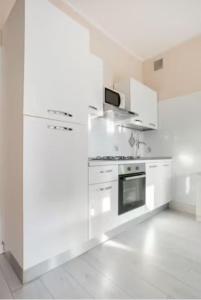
[119,172,146,215]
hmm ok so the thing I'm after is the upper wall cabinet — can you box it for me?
[23,0,90,125]
[115,78,158,130]
[88,54,104,117]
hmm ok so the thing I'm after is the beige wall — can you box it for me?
[49,0,143,87]
[143,35,201,100]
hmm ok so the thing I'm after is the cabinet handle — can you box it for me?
[163,164,170,167]
[149,165,157,168]
[105,186,112,190]
[99,186,112,192]
[47,125,73,131]
[100,170,113,174]
[47,109,73,118]
[135,119,142,123]
[149,123,156,127]
[89,105,98,111]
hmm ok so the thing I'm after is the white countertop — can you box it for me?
[88,157,172,166]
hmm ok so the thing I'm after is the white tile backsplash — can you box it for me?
[88,117,145,157]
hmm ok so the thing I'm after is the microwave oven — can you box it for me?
[105,88,126,109]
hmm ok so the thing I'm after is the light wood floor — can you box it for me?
[1,209,201,299]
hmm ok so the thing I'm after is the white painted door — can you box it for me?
[89,181,118,239]
[146,163,160,210]
[24,0,90,125]
[23,116,88,269]
[88,55,104,116]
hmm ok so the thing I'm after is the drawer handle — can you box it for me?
[48,125,73,132]
[149,123,156,127]
[100,170,113,174]
[99,186,112,192]
[105,186,112,190]
[163,164,170,167]
[89,105,98,111]
[48,109,73,118]
[135,119,142,123]
[149,165,157,168]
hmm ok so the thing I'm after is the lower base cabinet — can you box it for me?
[146,161,172,210]
[24,116,88,269]
[89,181,118,239]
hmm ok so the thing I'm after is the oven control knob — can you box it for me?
[127,167,131,171]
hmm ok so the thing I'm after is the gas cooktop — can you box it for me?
[89,156,140,161]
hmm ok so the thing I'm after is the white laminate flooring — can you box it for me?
[1,209,201,299]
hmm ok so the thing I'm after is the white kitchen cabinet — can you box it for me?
[115,78,158,130]
[89,165,118,185]
[23,116,88,269]
[89,181,118,239]
[24,0,90,125]
[146,161,172,210]
[159,162,172,205]
[88,54,104,116]
[146,163,161,210]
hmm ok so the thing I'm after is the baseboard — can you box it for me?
[169,201,195,215]
[5,204,168,283]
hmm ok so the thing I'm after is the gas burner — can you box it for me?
[90,156,138,161]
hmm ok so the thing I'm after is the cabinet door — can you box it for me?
[88,55,103,116]
[143,87,158,129]
[24,0,90,125]
[130,79,147,125]
[130,79,158,129]
[159,162,172,205]
[89,181,118,239]
[146,163,160,210]
[23,116,88,269]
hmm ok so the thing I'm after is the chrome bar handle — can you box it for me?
[47,109,73,118]
[124,174,146,181]
[99,186,112,191]
[105,186,112,190]
[47,125,73,131]
[89,105,98,111]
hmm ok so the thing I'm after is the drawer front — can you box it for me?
[89,165,118,184]
[89,181,118,239]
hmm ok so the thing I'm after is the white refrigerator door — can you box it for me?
[23,116,88,269]
[24,0,90,125]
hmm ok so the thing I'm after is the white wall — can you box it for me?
[144,91,201,214]
[0,46,3,253]
[2,0,24,266]
[88,118,144,157]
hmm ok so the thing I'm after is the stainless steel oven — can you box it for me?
[118,163,146,215]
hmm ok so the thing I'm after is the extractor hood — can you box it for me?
[102,103,138,122]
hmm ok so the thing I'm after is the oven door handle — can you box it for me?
[124,174,146,181]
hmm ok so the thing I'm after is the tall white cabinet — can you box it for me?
[2,0,93,278]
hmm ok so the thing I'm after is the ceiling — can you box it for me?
[0,0,15,30]
[1,0,201,60]
[66,0,201,60]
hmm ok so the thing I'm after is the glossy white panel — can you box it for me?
[88,118,145,157]
[144,91,201,210]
